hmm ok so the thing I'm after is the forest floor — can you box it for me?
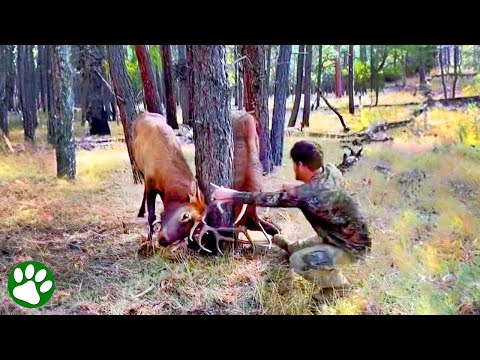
[1,78,480,315]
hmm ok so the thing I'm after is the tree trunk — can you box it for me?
[242,45,272,173]
[53,45,76,180]
[45,45,56,144]
[17,45,37,142]
[107,45,143,184]
[0,46,8,137]
[77,45,111,136]
[348,45,355,114]
[236,46,244,110]
[160,45,178,129]
[177,45,190,126]
[360,45,367,63]
[288,45,305,127]
[452,45,459,99]
[302,45,313,128]
[403,52,408,87]
[185,45,194,127]
[271,45,292,166]
[191,45,233,251]
[5,45,15,112]
[315,45,323,110]
[419,60,427,90]
[37,45,47,112]
[134,45,163,114]
[334,45,343,98]
[266,45,271,94]
[438,45,448,100]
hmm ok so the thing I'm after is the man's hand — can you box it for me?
[211,187,238,202]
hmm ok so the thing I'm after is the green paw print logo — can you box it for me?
[8,261,55,308]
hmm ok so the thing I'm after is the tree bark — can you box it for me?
[403,52,408,87]
[0,46,9,137]
[37,45,47,112]
[288,45,305,127]
[5,45,15,112]
[77,45,111,136]
[302,45,313,128]
[53,45,76,180]
[452,45,459,99]
[266,45,271,94]
[185,45,194,127]
[242,45,272,173]
[334,45,343,98]
[438,45,448,100]
[191,45,233,246]
[360,45,367,63]
[271,45,292,166]
[107,45,143,184]
[134,45,163,115]
[161,45,179,129]
[315,45,323,110]
[17,45,37,142]
[348,45,355,114]
[236,45,244,110]
[176,45,190,126]
[45,45,56,144]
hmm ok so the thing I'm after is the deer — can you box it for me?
[133,110,279,254]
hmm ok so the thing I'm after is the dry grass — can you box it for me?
[1,86,480,315]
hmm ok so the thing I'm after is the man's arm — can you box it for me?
[232,187,303,208]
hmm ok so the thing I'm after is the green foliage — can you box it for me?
[124,45,142,96]
[354,61,370,89]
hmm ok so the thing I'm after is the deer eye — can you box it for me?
[181,213,190,222]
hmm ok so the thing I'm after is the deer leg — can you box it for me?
[146,188,157,241]
[137,187,146,218]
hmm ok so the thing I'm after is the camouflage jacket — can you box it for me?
[232,163,371,257]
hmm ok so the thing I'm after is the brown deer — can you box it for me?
[133,111,279,252]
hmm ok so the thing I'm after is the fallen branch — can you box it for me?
[318,90,350,132]
[2,133,14,153]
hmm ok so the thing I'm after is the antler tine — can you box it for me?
[193,223,256,256]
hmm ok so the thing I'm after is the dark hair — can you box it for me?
[290,140,324,170]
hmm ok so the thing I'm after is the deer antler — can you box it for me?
[193,223,255,256]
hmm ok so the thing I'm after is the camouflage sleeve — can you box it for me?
[232,187,303,208]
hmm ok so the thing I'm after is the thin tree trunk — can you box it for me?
[236,46,244,110]
[242,45,272,173]
[37,45,47,112]
[315,45,323,110]
[185,45,194,127]
[5,45,15,112]
[107,45,143,184]
[77,45,111,136]
[134,45,163,114]
[45,45,56,144]
[348,45,355,114]
[452,45,459,99]
[438,45,448,100]
[288,45,305,127]
[0,46,8,137]
[334,45,343,98]
[360,45,367,63]
[177,45,190,126]
[271,45,292,166]
[266,45,271,94]
[53,45,76,180]
[17,45,37,142]
[161,45,178,129]
[403,52,408,87]
[302,45,313,128]
[191,45,233,252]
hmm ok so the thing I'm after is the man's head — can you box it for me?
[290,141,324,182]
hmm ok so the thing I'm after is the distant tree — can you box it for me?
[271,45,292,166]
[348,45,355,114]
[302,45,313,128]
[438,45,448,100]
[314,45,323,110]
[17,45,37,142]
[0,46,10,137]
[288,45,305,127]
[160,45,178,129]
[334,45,343,98]
[452,45,460,99]
[176,45,191,126]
